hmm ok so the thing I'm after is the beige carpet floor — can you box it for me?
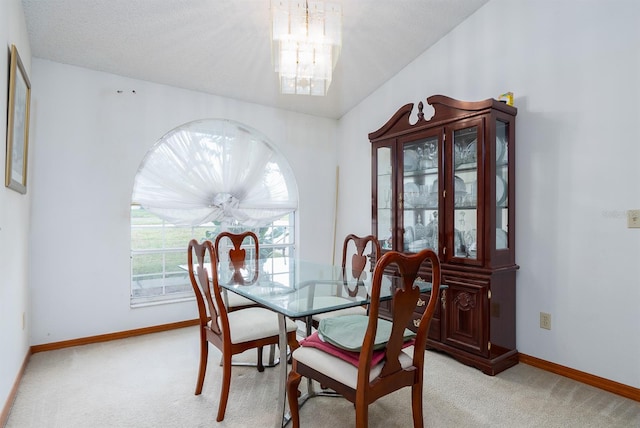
[5,326,639,428]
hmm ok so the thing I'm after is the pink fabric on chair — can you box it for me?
[299,331,414,367]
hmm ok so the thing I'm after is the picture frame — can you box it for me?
[5,44,31,194]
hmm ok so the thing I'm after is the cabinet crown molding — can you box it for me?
[368,95,517,142]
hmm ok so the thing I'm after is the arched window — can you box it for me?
[130,119,298,306]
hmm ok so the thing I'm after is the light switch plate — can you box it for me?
[627,210,640,228]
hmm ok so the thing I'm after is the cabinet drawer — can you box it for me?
[414,291,441,316]
[407,310,441,341]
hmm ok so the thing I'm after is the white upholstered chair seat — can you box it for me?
[212,307,298,344]
[224,291,257,309]
[291,346,413,390]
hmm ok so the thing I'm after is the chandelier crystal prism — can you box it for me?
[271,1,342,96]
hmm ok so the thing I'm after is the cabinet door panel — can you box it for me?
[373,144,394,249]
[447,119,484,266]
[400,135,440,254]
[442,278,488,357]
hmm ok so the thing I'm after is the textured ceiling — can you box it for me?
[22,0,489,119]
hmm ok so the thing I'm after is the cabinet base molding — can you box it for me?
[427,339,518,376]
[518,353,640,402]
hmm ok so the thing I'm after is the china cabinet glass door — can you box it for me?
[401,136,439,253]
[496,119,509,251]
[451,125,480,260]
[376,146,393,249]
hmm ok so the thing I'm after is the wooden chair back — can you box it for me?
[363,249,440,386]
[214,231,260,285]
[341,234,381,293]
[187,239,225,337]
[307,234,382,331]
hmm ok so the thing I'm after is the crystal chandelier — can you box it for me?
[271,1,342,96]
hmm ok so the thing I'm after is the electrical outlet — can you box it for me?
[628,210,640,228]
[540,312,551,330]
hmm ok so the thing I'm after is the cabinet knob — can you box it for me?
[413,319,420,328]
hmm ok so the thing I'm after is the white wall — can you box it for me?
[27,60,338,345]
[0,0,32,413]
[337,0,640,388]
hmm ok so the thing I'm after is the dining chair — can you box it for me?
[214,231,278,367]
[286,248,442,428]
[187,238,299,422]
[309,234,382,329]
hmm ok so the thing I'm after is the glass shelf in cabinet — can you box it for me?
[454,164,478,173]
[404,169,437,178]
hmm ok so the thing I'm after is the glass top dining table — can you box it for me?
[216,257,436,428]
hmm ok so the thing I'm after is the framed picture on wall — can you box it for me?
[5,44,31,194]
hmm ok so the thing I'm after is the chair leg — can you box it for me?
[195,332,208,395]
[268,343,276,365]
[286,370,303,428]
[257,346,265,372]
[216,351,233,422]
[354,398,368,428]
[411,383,424,428]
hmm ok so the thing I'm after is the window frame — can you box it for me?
[130,207,296,307]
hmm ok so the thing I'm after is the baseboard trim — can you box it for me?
[519,353,639,402]
[30,319,199,354]
[0,350,31,428]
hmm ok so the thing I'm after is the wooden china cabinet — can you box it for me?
[369,95,518,375]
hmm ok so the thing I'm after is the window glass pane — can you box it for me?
[131,252,164,277]
[131,207,163,225]
[163,226,203,249]
[131,226,163,250]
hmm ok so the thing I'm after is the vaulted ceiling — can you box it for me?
[22,0,489,119]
